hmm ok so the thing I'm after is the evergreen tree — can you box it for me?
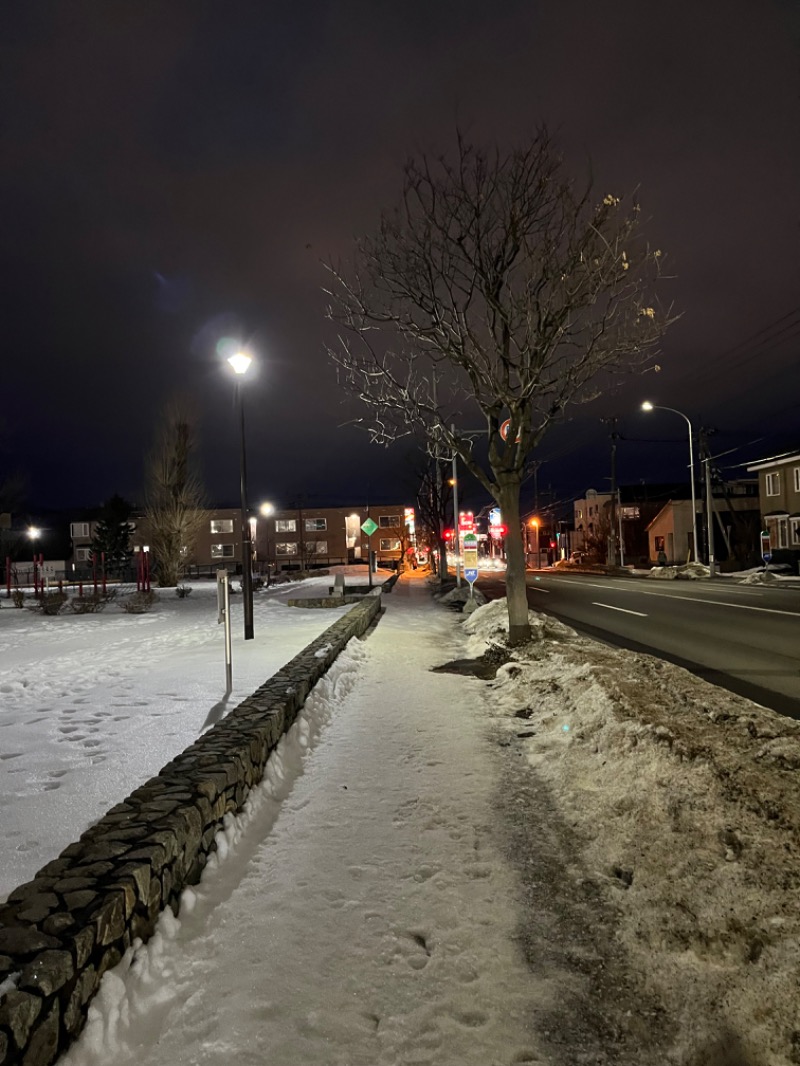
[90,494,135,574]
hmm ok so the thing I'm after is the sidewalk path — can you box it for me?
[63,573,549,1066]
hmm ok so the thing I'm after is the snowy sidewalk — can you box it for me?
[63,573,546,1066]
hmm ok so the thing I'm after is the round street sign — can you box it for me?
[499,419,522,444]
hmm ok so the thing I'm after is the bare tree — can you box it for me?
[144,401,210,587]
[413,454,453,576]
[325,128,674,643]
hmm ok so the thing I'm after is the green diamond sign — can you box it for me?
[361,517,378,536]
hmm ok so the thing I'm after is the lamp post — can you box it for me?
[529,517,540,569]
[258,501,274,578]
[641,401,699,564]
[228,351,254,640]
[27,527,42,597]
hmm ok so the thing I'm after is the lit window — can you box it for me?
[210,519,234,534]
[380,538,401,551]
[304,518,327,531]
[276,542,298,555]
[275,519,296,533]
[766,472,780,497]
[379,515,400,528]
[210,544,235,559]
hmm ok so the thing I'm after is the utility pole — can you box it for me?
[603,417,619,568]
[699,427,717,577]
[450,423,462,588]
[530,457,542,568]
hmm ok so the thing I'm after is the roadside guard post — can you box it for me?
[463,532,479,599]
[216,569,233,691]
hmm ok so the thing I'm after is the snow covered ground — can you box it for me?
[3,568,800,1064]
[0,570,377,899]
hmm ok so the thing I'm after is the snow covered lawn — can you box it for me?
[0,573,371,900]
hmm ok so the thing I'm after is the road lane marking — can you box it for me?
[535,578,800,618]
[529,587,550,593]
[698,600,800,618]
[592,602,648,617]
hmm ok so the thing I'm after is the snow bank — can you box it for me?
[463,596,800,1064]
[648,561,711,580]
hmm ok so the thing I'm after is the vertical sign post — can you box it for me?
[463,531,479,600]
[361,517,378,589]
[760,530,771,568]
[217,569,233,692]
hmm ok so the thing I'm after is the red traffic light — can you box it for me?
[444,529,454,540]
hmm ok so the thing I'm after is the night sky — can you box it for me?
[2,1,799,520]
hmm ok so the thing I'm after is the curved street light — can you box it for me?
[641,401,699,564]
[228,351,255,640]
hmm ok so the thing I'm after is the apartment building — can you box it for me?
[256,504,415,571]
[746,449,800,569]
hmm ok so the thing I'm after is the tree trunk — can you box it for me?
[498,480,531,645]
[436,533,450,580]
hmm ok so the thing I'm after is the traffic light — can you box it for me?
[444,529,454,540]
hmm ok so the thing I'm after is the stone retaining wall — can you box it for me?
[0,589,384,1066]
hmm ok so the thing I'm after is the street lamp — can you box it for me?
[641,401,699,564]
[228,351,254,639]
[529,517,540,569]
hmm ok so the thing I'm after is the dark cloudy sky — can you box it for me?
[1,0,798,517]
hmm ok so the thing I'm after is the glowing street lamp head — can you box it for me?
[259,502,275,516]
[227,351,253,376]
[27,526,41,540]
[641,400,654,411]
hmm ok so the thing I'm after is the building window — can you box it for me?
[790,518,800,547]
[379,515,400,528]
[654,536,665,553]
[276,542,298,555]
[304,541,328,555]
[380,538,401,551]
[304,518,327,531]
[275,519,296,533]
[767,517,788,549]
[210,544,235,559]
[70,522,90,538]
[766,472,780,496]
[210,519,234,534]
[75,547,91,561]
[620,506,640,519]
[794,467,800,493]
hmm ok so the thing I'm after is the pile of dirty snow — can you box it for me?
[462,598,800,1065]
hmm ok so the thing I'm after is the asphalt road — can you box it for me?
[477,569,800,719]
